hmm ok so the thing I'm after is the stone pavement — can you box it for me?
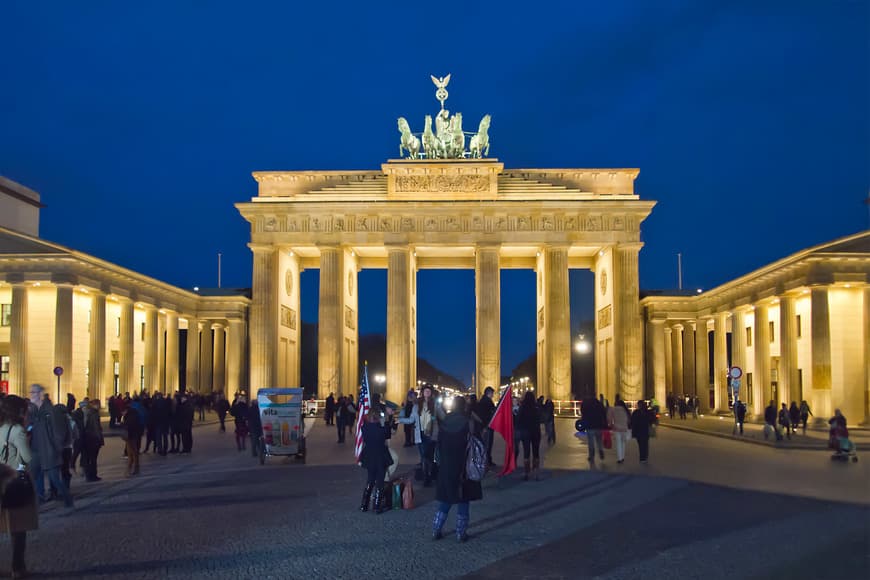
[8,416,869,579]
[658,414,870,450]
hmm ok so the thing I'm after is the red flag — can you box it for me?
[488,388,515,476]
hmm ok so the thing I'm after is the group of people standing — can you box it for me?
[580,393,657,464]
[323,393,358,444]
[666,394,700,420]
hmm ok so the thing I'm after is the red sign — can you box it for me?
[0,381,8,394]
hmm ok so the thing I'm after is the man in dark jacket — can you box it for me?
[178,394,195,453]
[733,400,747,435]
[324,393,336,426]
[151,392,171,455]
[27,384,74,507]
[764,401,781,441]
[247,400,263,457]
[215,396,230,432]
[581,393,608,463]
[81,398,104,481]
[630,401,652,463]
[476,387,496,466]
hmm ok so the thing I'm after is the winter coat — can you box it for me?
[607,405,631,432]
[29,401,69,468]
[359,421,393,472]
[630,409,651,440]
[435,412,482,505]
[247,404,263,437]
[0,423,38,534]
[398,403,440,444]
[83,407,104,447]
[215,399,230,418]
[476,396,496,427]
[123,407,144,439]
[515,403,540,438]
[764,405,777,426]
[582,397,608,430]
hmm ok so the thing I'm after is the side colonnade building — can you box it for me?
[641,231,870,424]
[0,177,251,403]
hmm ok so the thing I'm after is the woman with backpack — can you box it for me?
[431,396,482,542]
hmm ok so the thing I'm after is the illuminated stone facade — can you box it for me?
[642,231,870,424]
[237,159,655,404]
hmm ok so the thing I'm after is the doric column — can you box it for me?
[864,287,870,423]
[713,312,729,412]
[650,320,667,405]
[683,321,696,397]
[695,319,710,412]
[249,244,278,391]
[754,303,771,413]
[185,317,200,393]
[613,244,644,402]
[663,326,673,395]
[227,318,245,395]
[475,245,501,398]
[810,287,832,416]
[779,295,799,407]
[544,246,571,401]
[318,246,343,398]
[53,283,74,401]
[8,282,29,396]
[157,312,166,392]
[143,306,158,392]
[732,309,748,408]
[213,323,226,393]
[164,312,179,393]
[200,322,213,393]
[88,291,107,402]
[386,245,412,404]
[671,323,684,393]
[119,298,135,393]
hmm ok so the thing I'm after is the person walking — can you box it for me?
[70,400,86,474]
[345,394,357,439]
[151,392,170,456]
[764,400,781,441]
[733,399,747,435]
[607,395,631,464]
[122,401,144,476]
[788,402,800,435]
[178,394,195,453]
[515,392,542,481]
[81,399,104,481]
[543,399,556,446]
[630,400,652,463]
[215,395,230,433]
[230,395,250,452]
[431,397,482,542]
[247,400,263,457]
[476,387,496,466]
[324,393,336,426]
[778,403,792,440]
[799,400,813,435]
[26,385,73,508]
[581,393,607,463]
[0,395,38,579]
[359,406,394,513]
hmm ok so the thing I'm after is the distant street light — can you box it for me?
[374,373,386,385]
[575,333,591,354]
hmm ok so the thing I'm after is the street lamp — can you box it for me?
[374,373,386,385]
[575,333,591,354]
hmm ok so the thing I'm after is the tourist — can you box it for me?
[581,393,607,463]
[215,395,230,433]
[151,392,171,455]
[122,400,144,476]
[27,385,73,507]
[733,399,747,435]
[70,400,86,474]
[476,386,496,466]
[107,394,118,427]
[324,392,336,426]
[788,402,800,435]
[398,384,439,487]
[515,392,542,481]
[763,400,781,441]
[247,399,263,457]
[431,396,482,542]
[402,390,417,447]
[81,399,104,481]
[230,394,250,452]
[195,393,206,422]
[178,394,195,453]
[778,403,791,440]
[630,400,652,463]
[799,400,813,435]
[678,396,688,420]
[607,395,631,464]
[543,398,556,445]
[345,394,357,437]
[359,406,393,513]
[335,395,347,443]
[0,395,38,579]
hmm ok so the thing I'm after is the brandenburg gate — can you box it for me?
[236,77,655,404]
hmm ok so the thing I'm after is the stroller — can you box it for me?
[829,426,858,463]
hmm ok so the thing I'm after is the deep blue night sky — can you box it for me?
[2,1,868,385]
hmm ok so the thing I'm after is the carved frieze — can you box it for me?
[598,305,612,330]
[395,175,489,193]
[344,305,356,330]
[280,305,297,330]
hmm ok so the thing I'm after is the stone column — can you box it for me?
[53,283,74,401]
[185,317,200,393]
[249,244,277,391]
[544,246,571,401]
[671,324,684,394]
[613,244,644,402]
[779,295,799,406]
[695,319,710,412]
[143,306,158,392]
[683,321,696,397]
[810,287,832,416]
[663,326,673,395]
[227,318,245,395]
[213,323,226,393]
[713,312,729,412]
[650,320,667,405]
[157,313,166,392]
[88,291,107,402]
[475,245,500,398]
[386,246,412,404]
[732,309,747,407]
[864,287,870,423]
[754,304,771,414]
[8,282,28,396]
[200,322,213,393]
[318,246,343,398]
[165,312,179,393]
[119,298,135,393]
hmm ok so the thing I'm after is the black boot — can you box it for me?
[372,486,384,514]
[359,483,374,512]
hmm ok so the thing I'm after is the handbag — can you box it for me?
[602,429,613,449]
[392,481,403,510]
[1,426,35,510]
[401,477,415,509]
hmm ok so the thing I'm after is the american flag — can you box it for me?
[353,363,371,462]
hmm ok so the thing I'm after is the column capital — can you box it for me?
[50,273,78,286]
[614,242,644,252]
[475,243,502,252]
[211,322,226,331]
[248,243,276,254]
[5,273,28,286]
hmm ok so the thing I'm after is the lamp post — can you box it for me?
[575,334,590,354]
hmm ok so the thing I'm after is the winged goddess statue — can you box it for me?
[431,74,450,111]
